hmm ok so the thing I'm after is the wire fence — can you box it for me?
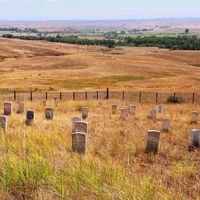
[0,89,199,103]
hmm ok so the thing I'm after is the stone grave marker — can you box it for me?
[72,116,82,133]
[45,107,54,120]
[72,132,87,153]
[0,115,8,132]
[82,107,88,119]
[157,105,163,113]
[190,129,200,148]
[128,105,136,115]
[26,110,35,125]
[4,102,12,116]
[150,109,156,119]
[146,130,160,154]
[162,119,170,132]
[75,121,88,134]
[120,108,127,121]
[112,104,117,115]
[191,111,198,124]
[18,102,25,114]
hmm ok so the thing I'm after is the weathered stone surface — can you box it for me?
[4,102,12,116]
[191,129,200,148]
[192,111,198,124]
[26,110,35,125]
[128,105,136,115]
[18,102,25,114]
[157,105,163,113]
[72,132,87,153]
[162,119,170,132]
[146,130,160,154]
[45,107,54,120]
[112,104,117,115]
[82,107,88,119]
[120,108,127,121]
[0,115,8,132]
[75,121,88,134]
[150,109,156,119]
[72,116,82,133]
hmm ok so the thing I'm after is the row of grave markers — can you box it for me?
[0,102,199,154]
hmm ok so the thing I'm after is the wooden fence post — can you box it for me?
[85,92,87,100]
[122,91,125,100]
[46,92,48,101]
[14,90,16,101]
[73,92,75,101]
[139,91,142,103]
[193,93,195,104]
[30,90,33,101]
[97,91,99,100]
[60,92,62,101]
[156,92,158,103]
[106,88,109,99]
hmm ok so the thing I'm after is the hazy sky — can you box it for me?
[0,0,199,20]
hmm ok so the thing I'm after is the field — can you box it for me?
[1,38,200,93]
[0,100,200,199]
[0,37,200,199]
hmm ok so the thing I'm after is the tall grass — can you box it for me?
[0,100,199,199]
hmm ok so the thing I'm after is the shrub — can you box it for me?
[167,96,185,104]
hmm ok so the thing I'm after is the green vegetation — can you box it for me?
[167,95,185,104]
[2,33,200,50]
[2,34,116,48]
[122,35,200,50]
[53,75,144,89]
[192,63,200,67]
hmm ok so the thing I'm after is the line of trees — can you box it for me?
[2,34,116,48]
[121,35,200,50]
[2,34,200,50]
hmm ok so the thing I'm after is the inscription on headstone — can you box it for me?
[0,115,8,132]
[4,102,12,116]
[82,107,89,119]
[191,111,198,124]
[45,107,54,120]
[146,130,160,154]
[72,132,87,153]
[26,110,35,125]
[112,104,117,115]
[75,121,88,134]
[72,116,82,133]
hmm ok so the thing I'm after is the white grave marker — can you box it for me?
[26,110,35,125]
[146,130,160,154]
[150,109,156,119]
[82,107,88,119]
[45,107,54,120]
[4,102,12,116]
[191,111,198,124]
[18,102,25,114]
[162,119,170,132]
[112,104,117,115]
[191,129,200,148]
[157,105,163,113]
[0,115,8,132]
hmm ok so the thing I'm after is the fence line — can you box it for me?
[0,88,199,103]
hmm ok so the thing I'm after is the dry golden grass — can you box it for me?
[0,100,200,199]
[1,38,200,92]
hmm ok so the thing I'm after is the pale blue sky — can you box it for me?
[0,0,199,20]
